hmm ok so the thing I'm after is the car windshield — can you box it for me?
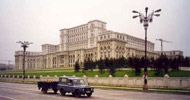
[73,79,85,85]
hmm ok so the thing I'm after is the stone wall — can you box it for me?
[179,67,190,71]
[0,74,189,90]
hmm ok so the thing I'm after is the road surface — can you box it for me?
[0,82,189,100]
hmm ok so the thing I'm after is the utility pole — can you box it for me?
[17,41,33,82]
[156,39,172,56]
[132,7,161,91]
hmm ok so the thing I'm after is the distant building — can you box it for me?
[0,63,14,70]
[155,50,183,58]
[15,20,159,69]
[15,51,43,69]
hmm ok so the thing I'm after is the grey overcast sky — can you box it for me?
[0,0,190,64]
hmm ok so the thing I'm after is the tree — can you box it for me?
[150,57,155,71]
[128,57,135,74]
[120,56,126,68]
[184,57,190,67]
[83,59,88,73]
[140,57,146,69]
[114,58,120,69]
[109,58,116,77]
[90,60,96,71]
[123,57,129,68]
[153,55,170,76]
[88,58,93,71]
[83,58,96,72]
[74,61,80,72]
[97,58,105,74]
[171,57,182,71]
[128,57,134,69]
[128,57,141,76]
[117,56,125,70]
[104,58,109,71]
[162,55,170,73]
[154,57,163,76]
[134,57,141,76]
[177,56,184,68]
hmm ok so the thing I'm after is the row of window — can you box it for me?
[68,43,88,51]
[15,52,41,56]
[68,36,88,42]
[100,46,111,50]
[100,53,111,58]
[117,34,125,40]
[27,62,35,69]
[100,34,110,40]
[69,59,75,64]
[99,34,127,41]
[68,32,88,38]
[68,25,88,33]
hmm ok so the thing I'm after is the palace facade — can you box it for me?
[15,20,159,69]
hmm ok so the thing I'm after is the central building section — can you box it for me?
[60,20,106,51]
[58,20,107,67]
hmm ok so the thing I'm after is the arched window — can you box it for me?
[100,36,103,40]
[101,47,103,50]
[108,46,110,49]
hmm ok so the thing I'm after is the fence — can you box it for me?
[0,74,190,90]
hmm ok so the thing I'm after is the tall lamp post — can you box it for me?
[132,7,161,91]
[17,41,33,82]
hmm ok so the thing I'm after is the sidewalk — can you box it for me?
[93,85,190,94]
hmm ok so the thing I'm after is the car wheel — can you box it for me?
[74,90,81,97]
[72,93,75,97]
[87,93,92,97]
[60,88,66,96]
[53,89,58,94]
[42,88,48,94]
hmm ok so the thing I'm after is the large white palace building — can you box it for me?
[15,20,159,69]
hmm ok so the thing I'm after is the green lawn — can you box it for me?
[0,70,190,78]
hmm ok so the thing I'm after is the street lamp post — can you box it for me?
[17,41,33,82]
[132,7,161,91]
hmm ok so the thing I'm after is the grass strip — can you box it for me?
[94,86,190,95]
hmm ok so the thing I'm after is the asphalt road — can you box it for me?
[0,82,189,100]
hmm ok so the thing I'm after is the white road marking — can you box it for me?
[0,95,20,100]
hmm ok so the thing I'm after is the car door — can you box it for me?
[57,78,67,90]
[64,79,72,92]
